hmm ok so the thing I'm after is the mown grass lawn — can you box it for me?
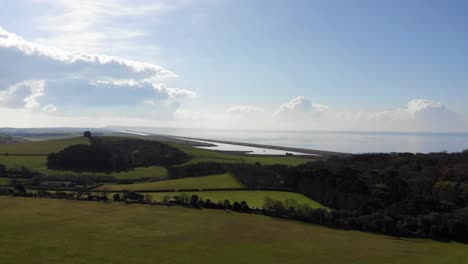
[97,173,244,191]
[0,197,466,264]
[170,143,314,166]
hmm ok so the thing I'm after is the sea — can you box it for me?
[129,127,468,154]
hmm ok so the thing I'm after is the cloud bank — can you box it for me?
[34,0,171,55]
[268,97,467,132]
[0,26,194,119]
[167,96,467,133]
[0,28,466,132]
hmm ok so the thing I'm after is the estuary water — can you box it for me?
[131,127,468,154]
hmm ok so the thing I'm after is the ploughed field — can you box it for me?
[0,197,467,264]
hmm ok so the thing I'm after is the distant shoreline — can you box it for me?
[170,135,348,157]
[114,131,348,157]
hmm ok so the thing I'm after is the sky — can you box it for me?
[0,0,468,132]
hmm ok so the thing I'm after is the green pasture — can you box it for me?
[0,178,11,186]
[0,155,167,180]
[96,173,244,191]
[0,137,89,154]
[0,197,466,264]
[119,190,326,209]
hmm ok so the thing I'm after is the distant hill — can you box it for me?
[0,133,28,144]
[0,127,111,140]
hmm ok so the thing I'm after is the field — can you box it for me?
[0,137,313,181]
[0,155,167,180]
[0,137,89,154]
[123,190,327,209]
[0,197,466,264]
[170,143,314,166]
[0,178,10,186]
[97,173,244,191]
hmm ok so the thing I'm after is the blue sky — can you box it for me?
[0,0,467,131]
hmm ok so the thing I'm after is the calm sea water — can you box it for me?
[133,127,468,154]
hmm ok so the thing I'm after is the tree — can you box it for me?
[232,201,241,212]
[0,164,6,177]
[83,131,92,138]
[14,184,27,193]
[100,192,109,201]
[223,199,231,209]
[124,191,144,202]
[162,195,171,203]
[113,193,121,201]
[240,201,250,212]
[144,194,153,203]
[189,194,199,208]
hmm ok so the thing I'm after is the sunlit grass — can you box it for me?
[0,197,466,264]
[97,173,244,191]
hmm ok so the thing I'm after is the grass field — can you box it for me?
[0,137,311,182]
[0,197,466,264]
[97,173,244,191]
[170,143,313,166]
[0,137,89,154]
[126,190,326,209]
[0,155,167,180]
[0,178,10,186]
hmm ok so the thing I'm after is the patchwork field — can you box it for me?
[0,178,10,186]
[121,190,327,209]
[97,173,244,191]
[0,137,312,181]
[0,197,466,264]
[0,155,167,180]
[0,137,89,154]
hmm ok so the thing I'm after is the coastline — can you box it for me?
[113,131,348,157]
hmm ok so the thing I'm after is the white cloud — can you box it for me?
[227,106,265,117]
[274,96,328,118]
[89,81,196,100]
[0,26,194,120]
[269,96,467,132]
[224,105,267,128]
[34,0,169,54]
[272,96,329,128]
[42,104,57,113]
[0,26,176,88]
[0,80,45,109]
[405,99,445,115]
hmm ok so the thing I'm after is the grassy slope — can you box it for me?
[0,138,312,181]
[132,190,326,209]
[0,134,11,143]
[0,197,467,264]
[0,137,89,154]
[0,136,166,180]
[0,178,10,186]
[0,155,167,180]
[97,173,244,191]
[170,143,313,166]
